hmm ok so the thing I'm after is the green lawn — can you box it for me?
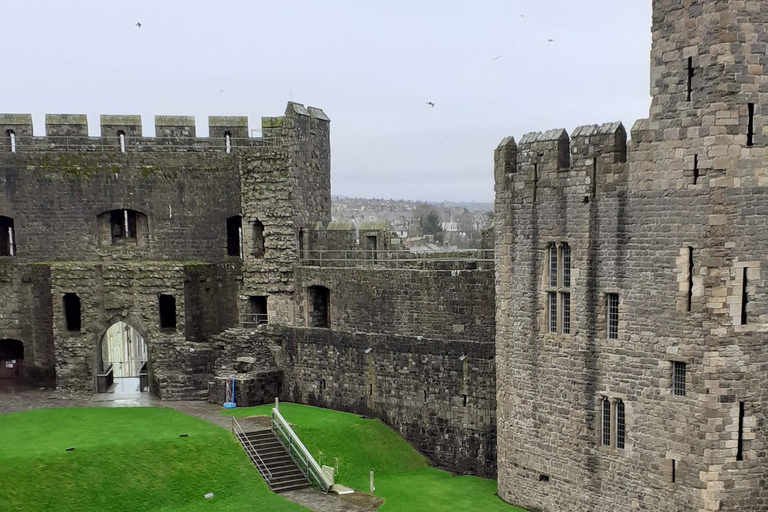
[224,404,528,512]
[0,407,308,512]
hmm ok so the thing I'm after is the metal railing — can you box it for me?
[232,416,272,484]
[240,313,268,328]
[297,248,495,270]
[271,408,332,493]
[0,135,285,153]
[96,363,114,393]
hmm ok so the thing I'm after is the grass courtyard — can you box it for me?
[0,404,527,511]
[0,407,308,512]
[225,403,528,512]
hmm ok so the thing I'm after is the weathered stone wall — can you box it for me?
[294,266,495,343]
[495,2,768,511]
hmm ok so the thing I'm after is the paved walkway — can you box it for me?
[0,387,381,512]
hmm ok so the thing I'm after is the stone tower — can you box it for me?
[494,1,768,511]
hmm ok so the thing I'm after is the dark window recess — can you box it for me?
[673,361,687,397]
[321,379,326,390]
[307,286,330,328]
[423,390,428,403]
[0,216,16,256]
[369,384,373,396]
[741,268,749,325]
[687,247,694,312]
[747,103,755,147]
[252,219,265,258]
[110,209,138,241]
[298,229,306,259]
[539,474,550,483]
[607,293,619,339]
[687,57,694,102]
[671,460,677,483]
[63,293,82,332]
[737,401,745,461]
[693,155,699,185]
[226,216,243,257]
[602,397,611,446]
[616,400,626,449]
[248,296,268,325]
[159,294,176,329]
[463,394,467,407]
[591,158,598,197]
[533,162,539,205]
[0,339,23,360]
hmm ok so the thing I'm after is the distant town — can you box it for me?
[332,196,494,249]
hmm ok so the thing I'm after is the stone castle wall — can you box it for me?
[495,2,768,510]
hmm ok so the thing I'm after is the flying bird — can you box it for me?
[135,22,142,28]
[548,38,554,42]
[493,55,503,61]
[426,102,435,108]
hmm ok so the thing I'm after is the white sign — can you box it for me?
[5,362,13,368]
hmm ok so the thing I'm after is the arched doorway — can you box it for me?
[0,339,24,380]
[98,322,149,394]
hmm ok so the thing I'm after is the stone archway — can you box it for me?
[0,339,24,380]
[97,321,149,394]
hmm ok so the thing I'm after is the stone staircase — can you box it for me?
[236,429,311,493]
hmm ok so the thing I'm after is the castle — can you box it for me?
[1,1,765,510]
[494,1,768,510]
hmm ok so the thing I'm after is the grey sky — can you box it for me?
[2,1,652,202]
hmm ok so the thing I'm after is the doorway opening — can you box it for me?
[98,321,149,394]
[0,339,24,381]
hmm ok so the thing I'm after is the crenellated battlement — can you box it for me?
[0,103,330,153]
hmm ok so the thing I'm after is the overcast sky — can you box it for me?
[2,1,652,202]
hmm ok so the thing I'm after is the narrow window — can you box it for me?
[298,228,306,259]
[307,285,330,328]
[224,131,232,154]
[601,397,611,446]
[533,162,538,205]
[159,294,176,329]
[118,130,126,153]
[607,293,619,339]
[0,217,15,256]
[616,400,625,449]
[248,296,268,325]
[539,474,550,483]
[548,292,558,333]
[463,394,467,407]
[366,235,378,262]
[423,390,428,403]
[252,219,265,258]
[226,216,243,258]
[671,460,677,483]
[63,293,82,332]
[562,293,571,335]
[687,247,694,312]
[747,103,755,147]
[737,401,745,461]
[549,244,558,287]
[369,384,373,396]
[687,57,694,102]
[7,130,16,153]
[741,267,749,325]
[591,158,598,196]
[562,243,571,288]
[693,155,699,185]
[673,361,687,397]
[321,379,326,391]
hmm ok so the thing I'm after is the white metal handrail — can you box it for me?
[297,248,494,269]
[232,417,273,483]
[271,408,332,493]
